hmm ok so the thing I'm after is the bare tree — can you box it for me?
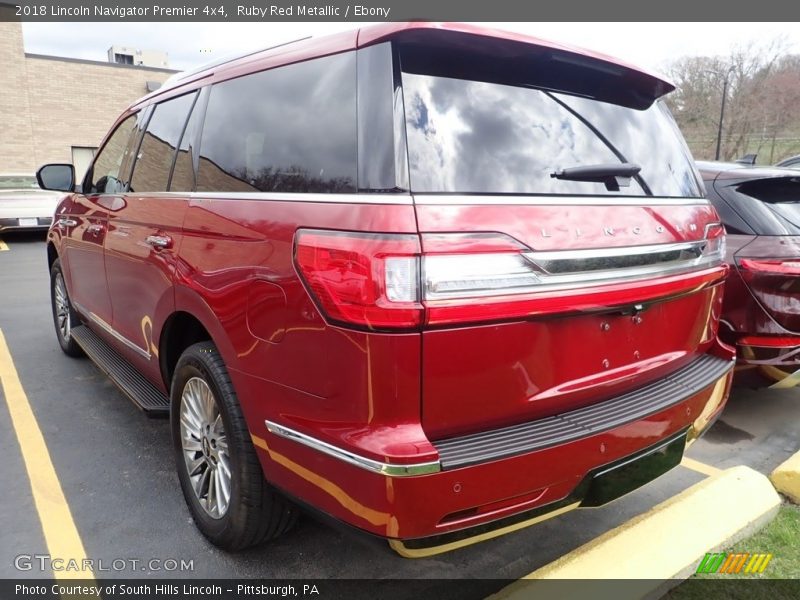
[665,37,800,163]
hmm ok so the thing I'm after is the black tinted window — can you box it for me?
[722,176,800,235]
[130,92,197,193]
[169,92,203,192]
[90,114,139,194]
[197,53,356,194]
[703,185,753,235]
[402,74,701,197]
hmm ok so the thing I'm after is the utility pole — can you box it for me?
[713,66,736,161]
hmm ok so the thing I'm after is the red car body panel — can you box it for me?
[106,193,188,388]
[45,22,735,550]
[56,194,113,324]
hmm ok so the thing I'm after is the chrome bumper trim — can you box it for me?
[264,420,441,477]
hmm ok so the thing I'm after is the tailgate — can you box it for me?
[416,202,727,439]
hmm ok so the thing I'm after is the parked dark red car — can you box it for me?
[38,23,734,555]
[699,161,800,387]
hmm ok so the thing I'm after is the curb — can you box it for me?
[770,450,800,504]
[491,466,779,599]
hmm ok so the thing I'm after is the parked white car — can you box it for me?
[0,174,63,232]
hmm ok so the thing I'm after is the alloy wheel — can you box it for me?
[179,377,231,519]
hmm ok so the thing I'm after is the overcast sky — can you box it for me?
[21,22,800,75]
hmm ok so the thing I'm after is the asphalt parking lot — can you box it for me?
[1,232,799,594]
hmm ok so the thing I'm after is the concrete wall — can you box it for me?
[0,18,177,174]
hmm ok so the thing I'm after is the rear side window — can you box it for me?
[401,58,700,197]
[89,114,140,194]
[197,52,357,194]
[130,92,198,193]
[720,176,800,235]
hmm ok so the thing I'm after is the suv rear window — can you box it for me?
[402,69,700,197]
[724,176,800,235]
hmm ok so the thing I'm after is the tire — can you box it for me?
[50,258,84,358]
[171,342,297,550]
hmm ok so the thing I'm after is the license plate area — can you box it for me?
[580,429,687,507]
[19,218,38,227]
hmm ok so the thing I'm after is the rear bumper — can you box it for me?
[392,427,690,557]
[251,350,734,547]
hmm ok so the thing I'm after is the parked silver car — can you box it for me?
[0,174,63,232]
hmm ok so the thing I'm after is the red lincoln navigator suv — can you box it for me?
[38,23,735,555]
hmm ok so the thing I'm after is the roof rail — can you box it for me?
[164,35,313,85]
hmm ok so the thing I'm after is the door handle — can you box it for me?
[56,218,77,227]
[146,234,173,249]
[87,223,105,236]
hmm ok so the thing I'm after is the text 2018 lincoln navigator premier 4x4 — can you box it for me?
[38,23,735,555]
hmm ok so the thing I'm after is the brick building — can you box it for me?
[0,18,177,177]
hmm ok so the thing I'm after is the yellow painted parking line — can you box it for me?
[681,456,722,477]
[0,329,94,580]
[0,238,8,251]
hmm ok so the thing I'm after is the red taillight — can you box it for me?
[736,257,800,332]
[294,230,423,330]
[294,228,726,331]
[738,258,800,276]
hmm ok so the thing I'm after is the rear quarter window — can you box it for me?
[197,52,357,194]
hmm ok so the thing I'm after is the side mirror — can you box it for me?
[36,163,75,192]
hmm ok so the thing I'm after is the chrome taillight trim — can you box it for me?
[424,240,724,301]
[524,240,706,266]
[524,240,711,278]
[265,420,441,477]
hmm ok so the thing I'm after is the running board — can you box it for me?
[71,325,169,417]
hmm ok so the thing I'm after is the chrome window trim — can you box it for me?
[72,300,151,360]
[108,192,710,207]
[411,194,710,206]
[186,192,413,205]
[265,420,441,477]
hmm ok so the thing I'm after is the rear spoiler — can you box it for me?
[362,23,674,110]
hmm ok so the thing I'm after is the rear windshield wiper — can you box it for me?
[551,162,642,192]
[542,91,653,196]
